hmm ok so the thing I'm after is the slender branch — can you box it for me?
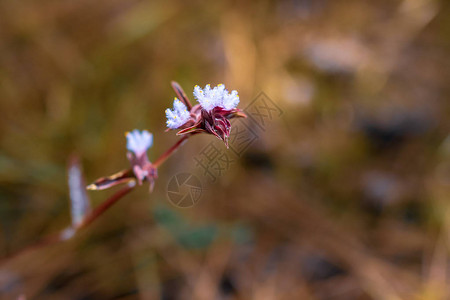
[0,231,62,265]
[76,181,135,230]
[153,135,189,168]
[171,81,193,110]
[0,183,135,265]
[1,133,192,264]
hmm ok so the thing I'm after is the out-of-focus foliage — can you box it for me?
[1,0,450,299]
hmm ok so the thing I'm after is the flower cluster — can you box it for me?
[125,130,157,188]
[193,84,240,111]
[88,81,245,192]
[165,98,190,129]
[87,129,157,191]
[165,83,246,147]
[126,129,153,156]
[55,80,248,246]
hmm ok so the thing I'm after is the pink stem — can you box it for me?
[1,134,193,264]
[153,135,189,168]
[77,183,135,230]
[0,184,135,265]
[171,81,193,110]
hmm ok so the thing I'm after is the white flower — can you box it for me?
[166,98,190,129]
[126,129,153,155]
[221,89,240,110]
[193,84,239,111]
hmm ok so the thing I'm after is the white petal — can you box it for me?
[193,83,240,111]
[222,90,240,110]
[165,98,190,129]
[126,130,153,154]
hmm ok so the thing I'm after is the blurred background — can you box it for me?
[1,0,450,299]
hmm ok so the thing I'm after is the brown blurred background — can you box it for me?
[1,0,450,299]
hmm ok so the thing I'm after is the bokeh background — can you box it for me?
[1,0,450,299]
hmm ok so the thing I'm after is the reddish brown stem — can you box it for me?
[171,81,193,110]
[0,183,135,265]
[0,232,62,265]
[153,135,189,168]
[77,182,135,230]
[1,132,192,265]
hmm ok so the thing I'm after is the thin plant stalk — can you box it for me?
[153,135,190,168]
[0,182,136,265]
[171,81,193,110]
[0,135,192,264]
[76,182,136,230]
